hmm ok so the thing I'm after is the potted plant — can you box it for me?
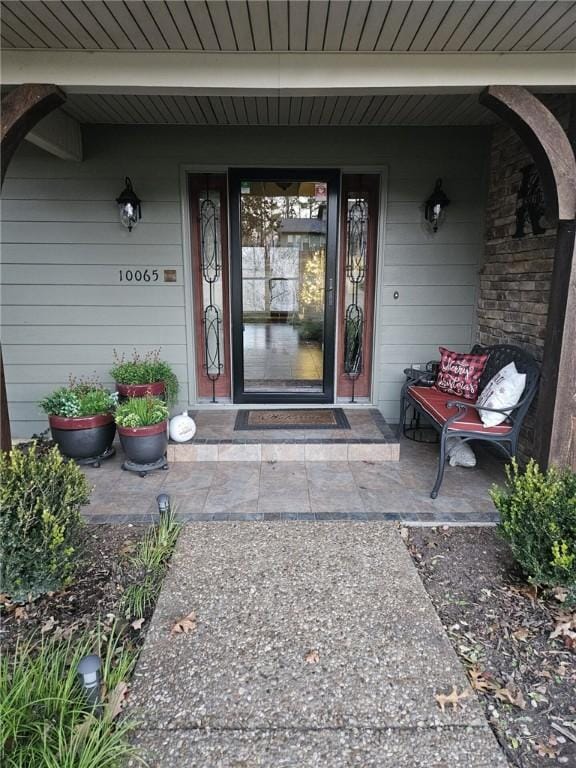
[115,396,169,475]
[110,349,178,408]
[40,378,117,466]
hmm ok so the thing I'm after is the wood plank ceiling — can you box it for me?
[61,92,498,126]
[2,1,575,52]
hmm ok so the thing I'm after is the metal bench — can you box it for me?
[398,344,540,499]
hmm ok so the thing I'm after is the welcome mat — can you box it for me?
[234,409,351,431]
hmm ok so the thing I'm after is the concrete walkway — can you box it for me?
[129,523,506,767]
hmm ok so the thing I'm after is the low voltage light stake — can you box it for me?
[157,492,171,517]
[77,654,102,709]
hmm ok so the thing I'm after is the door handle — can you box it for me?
[327,278,334,307]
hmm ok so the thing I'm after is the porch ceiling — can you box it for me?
[62,92,497,126]
[1,1,574,53]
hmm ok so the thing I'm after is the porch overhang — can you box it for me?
[2,50,575,95]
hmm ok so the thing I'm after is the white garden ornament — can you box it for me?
[169,412,197,443]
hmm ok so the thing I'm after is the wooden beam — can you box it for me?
[479,87,576,470]
[1,84,66,450]
[1,83,66,184]
[2,50,575,95]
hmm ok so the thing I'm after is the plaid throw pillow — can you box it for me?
[436,347,489,401]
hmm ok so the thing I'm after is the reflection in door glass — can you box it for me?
[240,180,327,393]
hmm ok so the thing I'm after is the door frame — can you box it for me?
[229,167,340,404]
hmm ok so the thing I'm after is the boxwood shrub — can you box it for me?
[0,445,91,602]
[491,459,576,592]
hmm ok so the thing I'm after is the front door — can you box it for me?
[230,169,339,403]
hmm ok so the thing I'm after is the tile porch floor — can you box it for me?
[82,436,503,525]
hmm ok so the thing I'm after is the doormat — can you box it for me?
[234,409,351,431]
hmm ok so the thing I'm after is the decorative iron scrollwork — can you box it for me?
[344,198,368,402]
[199,191,223,402]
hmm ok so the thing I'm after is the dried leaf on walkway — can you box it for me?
[171,611,197,635]
[304,649,320,664]
[105,681,128,720]
[434,685,470,712]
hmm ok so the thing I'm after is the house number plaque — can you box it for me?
[118,269,177,282]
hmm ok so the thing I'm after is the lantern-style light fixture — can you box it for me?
[116,177,141,232]
[424,178,450,233]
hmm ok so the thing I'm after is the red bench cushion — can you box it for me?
[409,385,513,435]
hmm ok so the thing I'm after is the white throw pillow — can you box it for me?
[446,437,476,467]
[477,361,526,428]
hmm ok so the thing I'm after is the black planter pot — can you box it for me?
[118,421,168,475]
[49,413,116,466]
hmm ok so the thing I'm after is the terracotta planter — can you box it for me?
[49,413,116,462]
[115,381,165,398]
[118,420,168,465]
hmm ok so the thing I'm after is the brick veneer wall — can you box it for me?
[477,96,570,460]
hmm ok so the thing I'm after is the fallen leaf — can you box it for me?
[534,741,557,758]
[304,649,320,664]
[0,593,12,605]
[105,681,128,720]
[171,611,197,635]
[14,606,27,621]
[553,587,568,603]
[41,616,56,634]
[495,686,527,709]
[550,612,576,642]
[509,584,538,603]
[469,666,498,693]
[434,685,470,713]
[131,617,145,630]
[512,627,531,642]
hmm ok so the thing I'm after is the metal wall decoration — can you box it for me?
[513,163,547,238]
[344,197,368,402]
[199,186,223,402]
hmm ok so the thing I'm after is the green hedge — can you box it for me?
[491,459,576,591]
[0,445,91,602]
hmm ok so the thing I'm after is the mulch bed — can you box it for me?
[1,525,150,652]
[408,526,576,767]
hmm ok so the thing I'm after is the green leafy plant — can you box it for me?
[491,459,576,592]
[110,349,178,408]
[114,396,169,429]
[121,508,182,619]
[0,445,91,602]
[40,377,117,418]
[1,628,142,767]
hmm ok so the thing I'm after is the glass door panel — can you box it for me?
[230,170,338,403]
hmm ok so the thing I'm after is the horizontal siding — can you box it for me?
[1,125,488,436]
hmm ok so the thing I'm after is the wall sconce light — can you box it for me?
[424,178,450,233]
[116,177,141,232]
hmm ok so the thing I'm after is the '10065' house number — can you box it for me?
[119,269,159,282]
[118,269,177,282]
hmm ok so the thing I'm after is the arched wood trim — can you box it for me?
[1,84,66,450]
[479,87,576,470]
[479,86,576,222]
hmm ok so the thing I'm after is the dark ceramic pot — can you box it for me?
[49,413,116,460]
[118,420,168,465]
[115,381,165,398]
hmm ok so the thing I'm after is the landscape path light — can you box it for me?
[77,653,102,710]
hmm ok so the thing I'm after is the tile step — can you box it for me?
[169,442,400,462]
